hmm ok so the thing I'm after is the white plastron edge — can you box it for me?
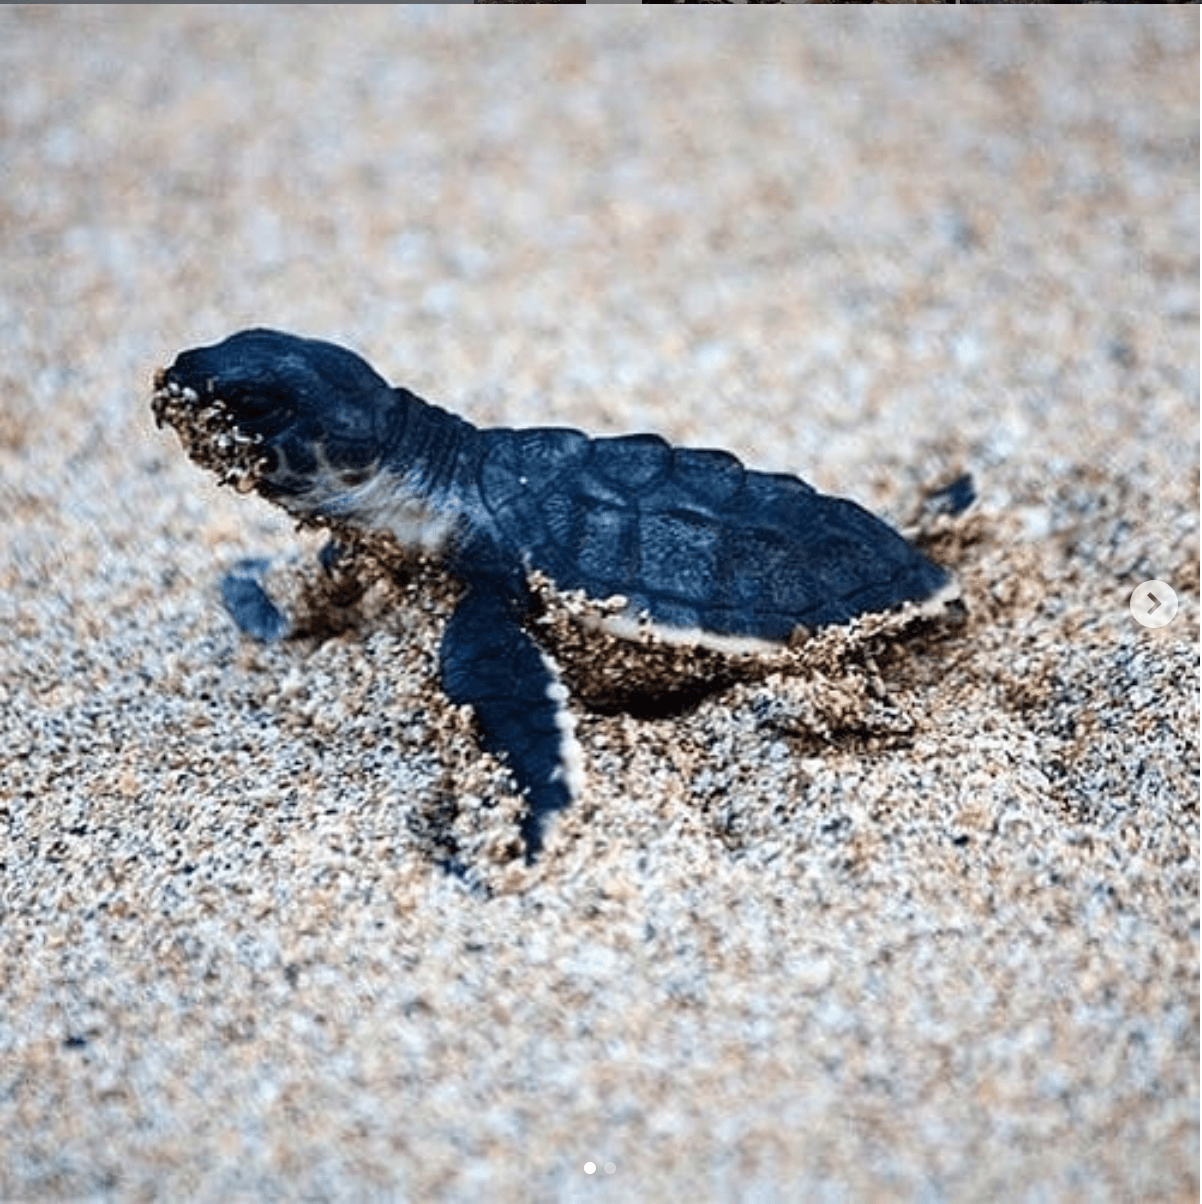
[593,611,788,657]
[593,572,961,652]
[916,575,962,617]
[540,651,586,801]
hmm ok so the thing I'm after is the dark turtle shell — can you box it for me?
[477,428,950,643]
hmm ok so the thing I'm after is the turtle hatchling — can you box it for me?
[153,328,962,858]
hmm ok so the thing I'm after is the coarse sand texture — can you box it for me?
[1,8,1197,1200]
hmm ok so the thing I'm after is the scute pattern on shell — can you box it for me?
[476,424,942,642]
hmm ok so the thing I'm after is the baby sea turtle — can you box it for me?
[152,329,961,858]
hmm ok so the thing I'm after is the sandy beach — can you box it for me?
[1,8,1197,1199]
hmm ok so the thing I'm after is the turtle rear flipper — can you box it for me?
[440,582,581,861]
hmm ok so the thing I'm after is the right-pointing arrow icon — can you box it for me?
[1130,580,1178,629]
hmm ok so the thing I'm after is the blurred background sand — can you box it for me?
[1,8,1196,1199]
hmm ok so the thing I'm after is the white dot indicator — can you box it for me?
[1130,580,1178,629]
[584,1162,596,1175]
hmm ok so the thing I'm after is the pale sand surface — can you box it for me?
[1,8,1197,1200]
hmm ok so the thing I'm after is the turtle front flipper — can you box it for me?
[221,558,291,641]
[220,540,369,643]
[440,581,582,860]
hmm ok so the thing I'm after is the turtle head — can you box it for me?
[153,328,396,505]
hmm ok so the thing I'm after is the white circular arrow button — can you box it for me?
[1130,580,1178,629]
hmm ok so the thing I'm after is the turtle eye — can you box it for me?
[226,388,297,438]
